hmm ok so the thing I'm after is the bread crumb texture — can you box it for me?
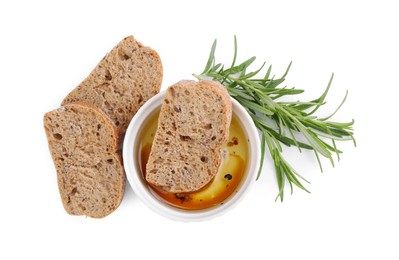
[146,80,232,193]
[62,35,163,134]
[44,103,125,218]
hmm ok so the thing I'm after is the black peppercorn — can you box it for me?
[224,173,232,180]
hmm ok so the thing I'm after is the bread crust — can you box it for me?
[44,102,126,218]
[45,36,162,217]
[145,80,232,193]
[196,80,232,140]
[62,35,163,134]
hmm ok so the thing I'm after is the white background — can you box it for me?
[1,0,398,259]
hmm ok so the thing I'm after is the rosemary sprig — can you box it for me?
[193,36,355,201]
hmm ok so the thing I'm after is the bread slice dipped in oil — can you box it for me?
[62,35,163,134]
[145,80,232,193]
[44,102,125,218]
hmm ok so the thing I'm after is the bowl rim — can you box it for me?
[123,90,260,221]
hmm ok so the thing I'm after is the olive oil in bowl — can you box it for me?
[137,109,249,210]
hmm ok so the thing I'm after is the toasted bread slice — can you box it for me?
[44,103,125,218]
[62,35,163,134]
[145,80,232,193]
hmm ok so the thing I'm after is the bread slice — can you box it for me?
[62,35,163,134]
[145,80,232,193]
[44,102,126,218]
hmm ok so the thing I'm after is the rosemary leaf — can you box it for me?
[194,37,355,201]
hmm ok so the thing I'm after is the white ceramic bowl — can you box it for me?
[123,90,260,221]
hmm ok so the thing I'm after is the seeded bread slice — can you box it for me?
[145,80,232,193]
[44,103,126,218]
[62,35,163,134]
